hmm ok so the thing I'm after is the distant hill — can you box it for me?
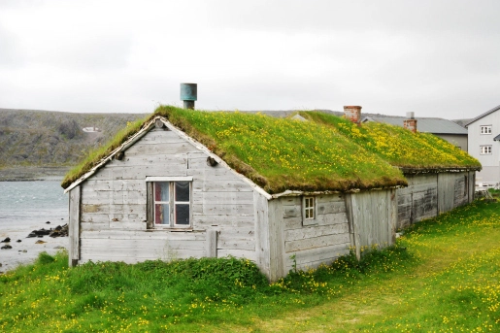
[0,109,146,180]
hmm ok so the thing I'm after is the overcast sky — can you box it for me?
[0,0,499,119]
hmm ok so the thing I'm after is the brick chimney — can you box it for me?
[344,106,362,124]
[403,112,417,133]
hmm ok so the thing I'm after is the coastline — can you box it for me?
[0,177,69,274]
[0,226,69,274]
[0,166,69,182]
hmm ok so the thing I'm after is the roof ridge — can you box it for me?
[465,104,500,127]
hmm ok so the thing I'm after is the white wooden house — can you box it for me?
[466,104,500,189]
[63,107,480,281]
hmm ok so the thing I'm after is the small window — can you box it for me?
[480,145,492,155]
[303,197,315,220]
[147,178,192,228]
[480,125,492,134]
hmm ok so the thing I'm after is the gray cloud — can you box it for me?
[1,0,500,119]
[35,35,133,70]
[0,25,23,67]
[205,0,500,36]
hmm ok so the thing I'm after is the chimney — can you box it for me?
[180,83,197,109]
[344,105,362,124]
[403,112,417,133]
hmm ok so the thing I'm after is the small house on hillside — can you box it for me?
[62,106,480,281]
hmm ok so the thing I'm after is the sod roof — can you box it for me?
[61,106,480,194]
[298,111,481,172]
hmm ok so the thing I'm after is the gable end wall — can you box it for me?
[76,128,261,266]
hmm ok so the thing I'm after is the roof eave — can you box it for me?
[270,185,405,199]
[63,117,158,193]
[465,105,500,127]
[399,166,481,175]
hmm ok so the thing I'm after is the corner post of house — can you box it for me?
[267,199,286,281]
[68,185,81,267]
[469,171,476,203]
[345,194,361,261]
[254,192,273,281]
[388,189,397,245]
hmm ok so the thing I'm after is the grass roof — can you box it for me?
[61,106,479,193]
[298,111,481,171]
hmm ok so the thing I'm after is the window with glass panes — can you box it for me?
[304,197,315,220]
[480,125,492,134]
[480,145,492,155]
[153,181,190,227]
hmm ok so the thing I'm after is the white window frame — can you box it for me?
[480,145,492,155]
[302,196,317,226]
[480,125,492,135]
[146,177,193,229]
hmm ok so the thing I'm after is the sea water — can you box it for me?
[0,181,67,232]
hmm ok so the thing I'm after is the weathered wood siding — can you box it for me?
[346,190,397,256]
[268,194,352,276]
[396,172,472,229]
[468,171,475,203]
[438,172,470,214]
[78,128,259,265]
[68,185,81,266]
[396,174,438,229]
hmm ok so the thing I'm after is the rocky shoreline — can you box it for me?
[0,221,69,274]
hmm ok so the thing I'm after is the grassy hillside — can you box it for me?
[1,199,499,332]
[0,109,146,174]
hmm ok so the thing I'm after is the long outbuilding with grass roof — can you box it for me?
[62,106,480,281]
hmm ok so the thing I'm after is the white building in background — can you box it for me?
[82,127,101,133]
[466,105,500,189]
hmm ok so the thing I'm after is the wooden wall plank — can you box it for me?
[397,174,438,228]
[285,233,350,253]
[438,173,460,214]
[81,230,206,241]
[254,191,271,279]
[206,230,217,257]
[388,189,397,245]
[81,221,109,231]
[468,171,475,203]
[344,194,360,260]
[284,243,350,271]
[284,224,349,242]
[202,204,254,216]
[194,191,254,205]
[268,200,285,281]
[192,213,254,227]
[68,185,81,266]
[347,190,396,251]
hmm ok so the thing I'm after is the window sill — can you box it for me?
[148,226,194,232]
[302,219,318,226]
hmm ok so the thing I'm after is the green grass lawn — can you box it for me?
[1,199,500,332]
